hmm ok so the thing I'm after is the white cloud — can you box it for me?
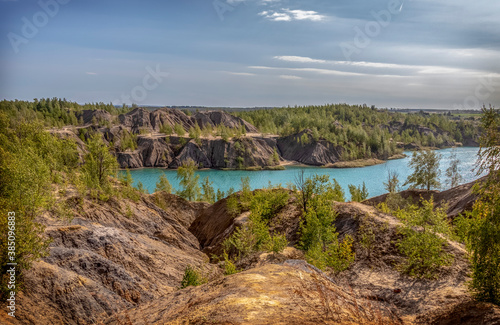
[86,72,97,75]
[274,56,326,63]
[225,71,256,76]
[279,75,302,80]
[273,55,497,77]
[259,8,325,22]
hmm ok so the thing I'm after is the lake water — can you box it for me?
[121,147,484,200]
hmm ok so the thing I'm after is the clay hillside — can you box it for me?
[52,107,475,170]
[1,177,499,325]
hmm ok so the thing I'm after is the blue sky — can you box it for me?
[0,0,499,109]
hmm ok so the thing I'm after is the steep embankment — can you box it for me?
[1,189,214,325]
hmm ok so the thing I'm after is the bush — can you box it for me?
[180,266,205,289]
[396,199,452,278]
[223,252,238,276]
[249,190,289,221]
[348,182,369,202]
[297,173,354,272]
[155,173,172,194]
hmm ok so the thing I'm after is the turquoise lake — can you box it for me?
[121,147,483,200]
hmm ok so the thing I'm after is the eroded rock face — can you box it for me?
[105,262,402,325]
[149,108,195,132]
[76,110,113,125]
[5,193,215,325]
[193,111,259,133]
[118,108,153,133]
[277,130,342,166]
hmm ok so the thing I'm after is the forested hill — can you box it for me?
[0,99,480,167]
[234,104,479,156]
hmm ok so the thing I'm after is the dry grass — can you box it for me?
[292,273,402,324]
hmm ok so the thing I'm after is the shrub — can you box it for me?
[348,182,369,202]
[155,173,172,194]
[180,266,205,289]
[396,199,452,278]
[223,252,238,276]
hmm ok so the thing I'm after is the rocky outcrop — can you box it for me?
[118,108,153,133]
[193,111,258,133]
[116,136,173,169]
[3,191,216,325]
[149,108,195,132]
[115,134,281,169]
[363,177,484,219]
[277,130,343,166]
[76,110,113,125]
[105,262,402,325]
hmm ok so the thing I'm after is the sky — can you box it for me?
[0,0,499,109]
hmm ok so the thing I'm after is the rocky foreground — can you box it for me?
[1,179,500,324]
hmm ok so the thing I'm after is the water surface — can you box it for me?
[121,147,483,200]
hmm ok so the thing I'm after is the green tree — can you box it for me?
[348,182,369,202]
[466,105,500,304]
[81,134,119,191]
[174,123,185,137]
[446,150,463,188]
[155,173,172,193]
[404,150,441,191]
[201,176,216,203]
[384,170,400,193]
[396,199,452,278]
[0,117,78,299]
[176,159,201,201]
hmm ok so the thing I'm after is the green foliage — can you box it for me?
[466,105,500,305]
[223,187,289,259]
[226,195,241,217]
[249,190,289,221]
[135,181,148,194]
[295,173,353,271]
[0,116,80,299]
[384,170,400,193]
[81,134,119,194]
[175,159,201,201]
[155,173,172,194]
[223,251,238,276]
[159,123,173,135]
[404,150,441,191]
[174,123,185,137]
[201,176,216,203]
[348,182,369,202]
[180,266,205,289]
[118,169,141,201]
[304,236,355,272]
[234,104,476,161]
[119,130,137,151]
[446,150,463,188]
[294,172,345,214]
[396,199,452,279]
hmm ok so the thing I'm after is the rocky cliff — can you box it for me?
[277,129,343,166]
[2,180,499,325]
